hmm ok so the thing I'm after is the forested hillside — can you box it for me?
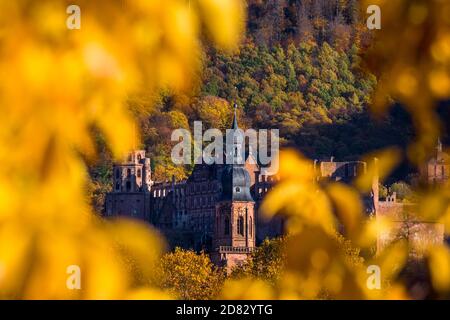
[89,0,414,213]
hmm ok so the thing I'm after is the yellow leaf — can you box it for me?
[326,183,363,239]
[429,245,450,293]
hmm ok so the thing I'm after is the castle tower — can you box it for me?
[105,150,152,220]
[112,150,152,193]
[420,138,450,184]
[211,104,255,270]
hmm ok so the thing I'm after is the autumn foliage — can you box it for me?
[0,0,244,299]
[0,0,450,300]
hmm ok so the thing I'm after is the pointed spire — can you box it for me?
[437,137,443,153]
[231,102,239,130]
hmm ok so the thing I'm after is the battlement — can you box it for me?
[217,246,255,254]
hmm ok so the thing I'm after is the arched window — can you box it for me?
[115,182,120,191]
[224,216,230,235]
[127,168,131,177]
[249,216,253,236]
[137,168,142,178]
[115,169,120,179]
[237,216,244,236]
[137,154,142,161]
[126,181,131,192]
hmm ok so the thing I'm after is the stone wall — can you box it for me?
[105,192,151,221]
[377,199,444,258]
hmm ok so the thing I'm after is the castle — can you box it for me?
[104,108,377,269]
[376,141,448,258]
[104,108,446,268]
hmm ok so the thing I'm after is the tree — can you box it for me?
[390,181,414,202]
[154,248,225,300]
[233,237,286,286]
[297,1,314,43]
[194,96,235,130]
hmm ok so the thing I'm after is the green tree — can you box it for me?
[390,181,414,202]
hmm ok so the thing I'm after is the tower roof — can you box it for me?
[231,103,239,130]
[220,164,254,202]
[225,102,244,165]
[219,102,253,202]
[437,138,443,153]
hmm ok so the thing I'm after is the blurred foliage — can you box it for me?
[230,234,363,292]
[362,0,450,296]
[0,0,244,299]
[235,17,450,294]
[362,0,450,164]
[2,0,450,301]
[225,149,411,299]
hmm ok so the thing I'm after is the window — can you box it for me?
[237,216,244,236]
[115,169,120,179]
[224,216,230,235]
[137,168,142,178]
[249,216,253,236]
[127,168,131,177]
[137,154,142,161]
[235,187,241,193]
[126,181,131,192]
[115,182,120,191]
